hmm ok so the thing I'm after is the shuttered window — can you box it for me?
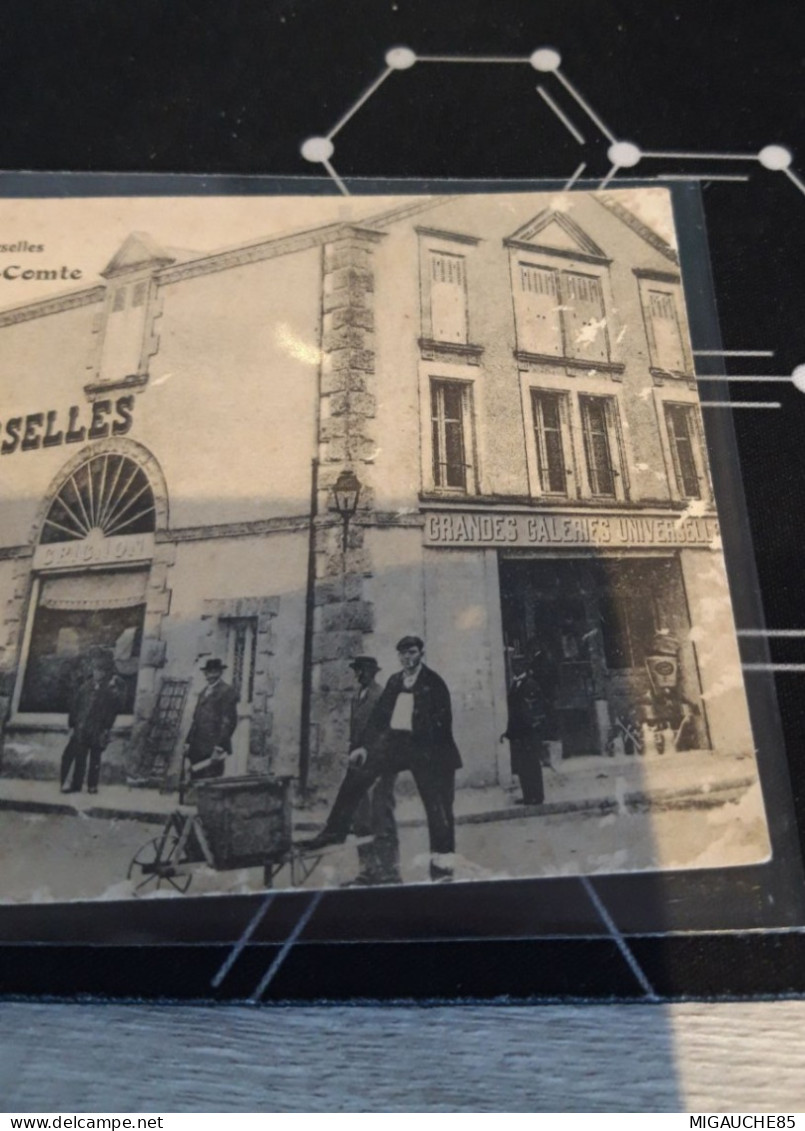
[429,251,468,343]
[647,288,687,371]
[562,272,608,361]
[517,264,562,356]
[517,264,610,360]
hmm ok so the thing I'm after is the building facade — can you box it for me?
[0,191,755,797]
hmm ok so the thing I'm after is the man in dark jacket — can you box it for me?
[60,648,124,795]
[299,636,462,882]
[184,658,239,781]
[501,655,546,805]
[346,655,401,886]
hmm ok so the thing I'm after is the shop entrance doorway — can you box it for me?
[498,554,706,758]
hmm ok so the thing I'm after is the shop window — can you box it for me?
[430,378,474,491]
[41,454,156,544]
[664,402,704,500]
[18,570,147,715]
[579,395,619,498]
[516,263,609,362]
[598,566,662,671]
[531,389,570,496]
[428,251,468,343]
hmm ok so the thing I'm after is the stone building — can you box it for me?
[0,190,755,795]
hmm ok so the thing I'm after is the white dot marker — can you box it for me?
[530,47,561,72]
[386,46,416,69]
[758,144,793,170]
[300,136,334,163]
[791,365,805,393]
[608,141,642,168]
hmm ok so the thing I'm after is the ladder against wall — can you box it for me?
[132,677,191,790]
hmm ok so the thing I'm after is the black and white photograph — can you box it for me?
[0,188,772,903]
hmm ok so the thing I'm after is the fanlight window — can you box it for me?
[41,455,156,544]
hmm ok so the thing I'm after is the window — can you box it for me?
[562,272,608,362]
[664,403,704,499]
[111,287,127,313]
[531,390,569,496]
[518,265,562,356]
[131,281,148,308]
[580,395,618,498]
[18,571,146,715]
[42,454,156,543]
[516,263,609,361]
[431,379,473,491]
[225,617,257,706]
[428,251,468,343]
[598,562,663,670]
[646,287,687,372]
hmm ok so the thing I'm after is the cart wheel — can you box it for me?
[127,835,193,896]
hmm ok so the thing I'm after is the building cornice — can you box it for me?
[419,339,484,365]
[415,226,482,246]
[0,286,105,328]
[156,221,386,286]
[504,237,611,266]
[83,373,150,399]
[419,494,714,515]
[633,267,682,284]
[514,349,625,376]
[596,195,680,265]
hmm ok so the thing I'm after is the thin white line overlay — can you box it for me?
[580,876,659,1000]
[537,85,585,144]
[328,67,393,139]
[699,401,782,409]
[739,629,805,637]
[249,890,325,1003]
[554,69,616,143]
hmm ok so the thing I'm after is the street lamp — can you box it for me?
[331,468,362,551]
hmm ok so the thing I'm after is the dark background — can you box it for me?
[1,0,805,1000]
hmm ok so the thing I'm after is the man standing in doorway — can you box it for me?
[345,655,401,886]
[184,658,239,782]
[501,655,546,805]
[299,635,462,883]
[60,647,124,795]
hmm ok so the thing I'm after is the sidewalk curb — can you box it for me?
[0,775,755,829]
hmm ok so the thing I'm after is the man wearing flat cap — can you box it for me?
[346,655,401,885]
[184,658,239,781]
[300,635,461,883]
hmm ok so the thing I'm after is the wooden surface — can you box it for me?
[2,1002,805,1112]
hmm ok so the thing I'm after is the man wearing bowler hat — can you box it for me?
[184,658,239,782]
[60,646,124,795]
[346,654,401,886]
[299,635,461,883]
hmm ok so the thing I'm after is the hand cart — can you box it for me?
[127,774,352,895]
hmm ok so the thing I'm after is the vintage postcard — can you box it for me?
[0,188,772,904]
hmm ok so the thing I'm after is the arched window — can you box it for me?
[16,453,158,718]
[41,454,156,545]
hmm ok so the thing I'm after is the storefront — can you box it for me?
[419,503,733,780]
[498,553,708,758]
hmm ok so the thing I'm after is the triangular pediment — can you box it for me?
[101,232,176,278]
[507,210,607,260]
